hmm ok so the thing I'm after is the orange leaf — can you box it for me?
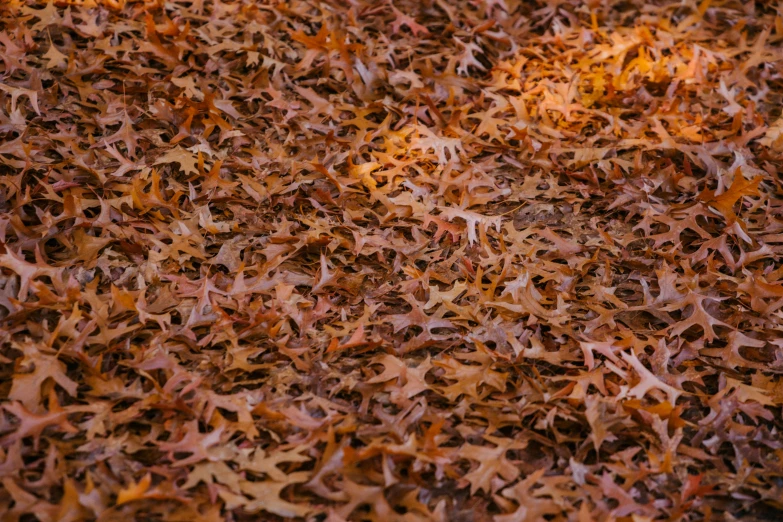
[116,473,152,505]
[699,173,761,222]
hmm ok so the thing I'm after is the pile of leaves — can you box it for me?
[1,0,783,519]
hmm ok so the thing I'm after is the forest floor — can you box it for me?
[1,0,783,521]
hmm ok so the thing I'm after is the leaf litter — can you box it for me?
[1,0,783,520]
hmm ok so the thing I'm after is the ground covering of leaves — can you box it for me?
[1,0,783,520]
